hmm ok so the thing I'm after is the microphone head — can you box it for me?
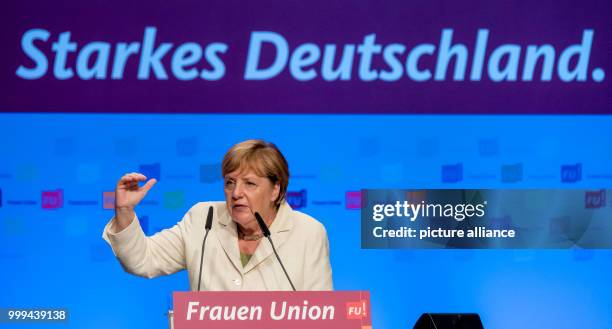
[254,212,271,237]
[205,206,214,230]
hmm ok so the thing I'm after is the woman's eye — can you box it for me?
[246,182,256,186]
[225,180,235,187]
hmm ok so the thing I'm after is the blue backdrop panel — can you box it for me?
[0,114,611,328]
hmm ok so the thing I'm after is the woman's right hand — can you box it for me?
[115,172,157,209]
[112,172,157,232]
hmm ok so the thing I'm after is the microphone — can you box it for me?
[205,206,213,230]
[254,212,271,237]
[254,212,296,291]
[197,206,214,291]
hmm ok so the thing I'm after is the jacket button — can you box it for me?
[233,279,241,286]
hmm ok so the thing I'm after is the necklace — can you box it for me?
[241,234,263,241]
[237,226,263,241]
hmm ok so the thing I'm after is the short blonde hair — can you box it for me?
[221,139,290,207]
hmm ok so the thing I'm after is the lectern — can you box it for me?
[168,291,371,329]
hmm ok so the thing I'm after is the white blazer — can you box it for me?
[102,201,333,291]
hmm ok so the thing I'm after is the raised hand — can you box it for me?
[115,172,157,209]
[112,172,157,232]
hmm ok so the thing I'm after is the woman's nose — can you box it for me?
[232,182,244,199]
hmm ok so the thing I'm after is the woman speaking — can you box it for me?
[102,139,333,291]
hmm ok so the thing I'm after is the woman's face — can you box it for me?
[224,168,280,228]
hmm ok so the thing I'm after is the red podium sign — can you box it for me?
[173,291,372,329]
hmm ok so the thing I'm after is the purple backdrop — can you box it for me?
[1,0,611,114]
